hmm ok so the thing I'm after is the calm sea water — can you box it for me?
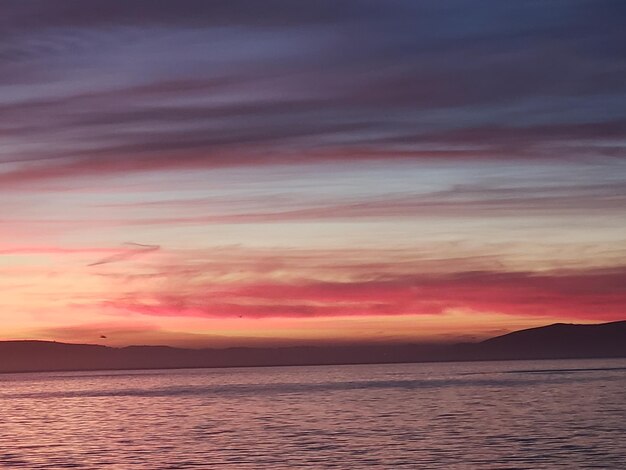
[0,359,624,469]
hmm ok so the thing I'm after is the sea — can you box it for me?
[0,358,624,469]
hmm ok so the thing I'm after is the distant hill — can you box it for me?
[472,320,626,360]
[0,321,624,373]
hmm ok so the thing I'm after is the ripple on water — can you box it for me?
[0,359,624,469]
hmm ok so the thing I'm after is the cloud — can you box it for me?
[0,246,118,255]
[0,0,625,186]
[0,0,388,33]
[96,246,626,321]
[87,243,160,267]
[78,182,626,226]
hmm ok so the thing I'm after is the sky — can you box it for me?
[1,0,625,348]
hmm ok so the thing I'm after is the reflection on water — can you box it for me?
[0,359,624,469]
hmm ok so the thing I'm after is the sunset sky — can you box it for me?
[1,0,624,348]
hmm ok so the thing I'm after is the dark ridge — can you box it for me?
[0,321,624,373]
[474,320,626,360]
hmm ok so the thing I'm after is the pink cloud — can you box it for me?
[0,246,120,255]
[100,262,626,321]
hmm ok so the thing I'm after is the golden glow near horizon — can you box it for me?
[1,217,623,347]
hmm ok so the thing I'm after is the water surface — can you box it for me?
[1,359,624,468]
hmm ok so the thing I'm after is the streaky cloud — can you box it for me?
[87,243,160,267]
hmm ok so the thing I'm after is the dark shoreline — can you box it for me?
[1,320,624,375]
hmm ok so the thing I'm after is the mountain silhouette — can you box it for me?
[0,321,624,373]
[472,320,626,360]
